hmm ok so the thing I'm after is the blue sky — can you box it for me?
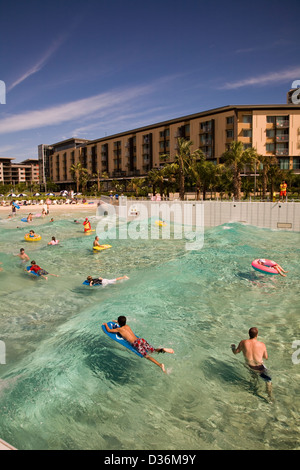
[0,0,299,162]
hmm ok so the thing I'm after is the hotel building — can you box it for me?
[0,157,39,185]
[40,96,300,190]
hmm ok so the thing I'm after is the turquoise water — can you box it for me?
[0,210,300,450]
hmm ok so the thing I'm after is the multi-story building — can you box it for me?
[0,157,39,185]
[40,93,300,190]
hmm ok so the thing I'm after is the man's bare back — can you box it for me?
[233,338,268,366]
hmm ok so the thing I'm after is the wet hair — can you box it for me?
[31,260,36,265]
[249,327,258,339]
[87,276,93,281]
[118,316,126,327]
[20,248,24,252]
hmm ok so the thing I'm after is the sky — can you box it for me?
[0,0,299,163]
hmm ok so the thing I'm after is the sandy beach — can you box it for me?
[0,201,98,217]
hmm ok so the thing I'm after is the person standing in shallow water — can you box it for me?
[231,327,272,399]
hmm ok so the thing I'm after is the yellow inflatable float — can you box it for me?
[93,244,112,251]
[24,233,42,242]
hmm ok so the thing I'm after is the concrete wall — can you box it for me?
[114,198,300,232]
[203,201,300,231]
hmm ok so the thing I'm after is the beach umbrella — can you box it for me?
[46,193,55,196]
[17,193,27,197]
[0,194,4,197]
[7,193,17,197]
[33,192,40,196]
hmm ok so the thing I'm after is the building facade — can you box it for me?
[0,157,39,185]
[40,100,300,189]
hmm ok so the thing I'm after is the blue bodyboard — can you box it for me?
[101,321,143,358]
[82,280,101,287]
[26,266,39,276]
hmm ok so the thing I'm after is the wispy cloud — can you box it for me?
[234,39,291,55]
[7,34,67,92]
[220,66,300,90]
[0,83,157,135]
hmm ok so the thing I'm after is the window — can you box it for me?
[243,129,252,138]
[266,144,275,153]
[242,115,252,124]
[226,116,234,124]
[266,129,275,138]
[293,157,300,169]
[278,158,289,170]
[266,116,276,124]
[226,130,234,138]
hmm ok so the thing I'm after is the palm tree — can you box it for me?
[257,154,278,200]
[222,141,257,200]
[161,137,201,200]
[128,178,145,197]
[147,169,163,196]
[70,162,83,193]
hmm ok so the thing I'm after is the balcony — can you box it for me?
[200,126,212,133]
[200,139,212,146]
[276,135,289,142]
[112,170,127,177]
[276,149,289,156]
[276,120,289,128]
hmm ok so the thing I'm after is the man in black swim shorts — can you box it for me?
[231,327,272,399]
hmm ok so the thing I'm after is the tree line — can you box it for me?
[4,139,298,200]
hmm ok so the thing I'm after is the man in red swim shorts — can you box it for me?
[103,316,174,373]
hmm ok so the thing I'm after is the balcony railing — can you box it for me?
[276,120,289,128]
[276,149,289,156]
[276,135,289,142]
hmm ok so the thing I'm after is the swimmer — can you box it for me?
[257,259,288,277]
[74,220,80,224]
[93,236,101,248]
[231,327,272,399]
[102,316,174,373]
[50,218,54,223]
[86,275,129,287]
[0,262,3,272]
[17,248,30,262]
[27,260,59,280]
[48,236,59,245]
[27,213,33,222]
[27,230,37,239]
